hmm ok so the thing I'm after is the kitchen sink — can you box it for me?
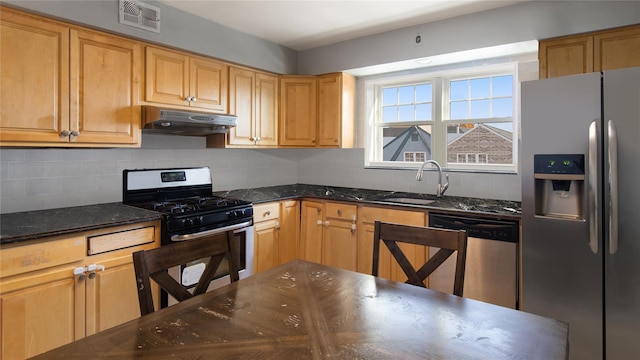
[375,197,436,205]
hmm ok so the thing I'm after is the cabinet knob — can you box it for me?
[265,210,271,216]
[337,209,342,216]
[70,130,79,137]
[60,129,71,136]
[191,97,197,102]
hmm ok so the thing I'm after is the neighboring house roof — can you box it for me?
[447,123,512,146]
[382,126,432,161]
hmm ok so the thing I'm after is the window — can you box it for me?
[365,63,518,172]
[404,152,426,162]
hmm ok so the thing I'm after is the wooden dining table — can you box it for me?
[31,259,568,359]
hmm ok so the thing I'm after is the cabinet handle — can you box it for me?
[191,97,197,102]
[60,129,71,136]
[86,263,105,279]
[316,220,323,225]
[275,220,280,230]
[351,223,356,235]
[73,266,87,281]
[70,130,79,137]
[324,221,330,227]
[337,209,342,216]
[264,210,271,216]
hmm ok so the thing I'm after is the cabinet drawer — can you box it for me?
[0,236,85,278]
[87,226,155,255]
[325,203,357,220]
[253,202,280,222]
[360,207,425,225]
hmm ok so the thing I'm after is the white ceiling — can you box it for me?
[155,0,526,51]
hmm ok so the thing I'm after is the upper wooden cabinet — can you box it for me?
[539,24,640,79]
[145,46,227,113]
[279,73,355,148]
[227,66,278,147]
[0,7,141,147]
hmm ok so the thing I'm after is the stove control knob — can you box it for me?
[193,216,203,226]
[183,218,194,227]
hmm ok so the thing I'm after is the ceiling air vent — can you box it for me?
[119,0,160,33]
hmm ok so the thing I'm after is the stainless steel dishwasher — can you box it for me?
[428,212,519,309]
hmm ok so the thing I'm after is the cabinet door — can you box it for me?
[255,72,278,146]
[279,200,300,264]
[279,76,317,146]
[71,29,141,145]
[317,73,342,147]
[538,35,593,79]
[1,268,84,359]
[189,56,227,112]
[322,203,358,271]
[300,201,323,263]
[357,207,425,282]
[85,257,142,335]
[0,9,70,143]
[145,46,189,106]
[594,25,640,72]
[228,67,256,145]
[254,219,279,273]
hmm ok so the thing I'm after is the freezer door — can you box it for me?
[603,66,640,360]
[521,72,603,360]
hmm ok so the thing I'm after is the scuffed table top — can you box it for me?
[32,260,568,360]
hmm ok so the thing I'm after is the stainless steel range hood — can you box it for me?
[142,106,237,136]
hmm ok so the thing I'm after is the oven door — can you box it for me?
[163,224,254,308]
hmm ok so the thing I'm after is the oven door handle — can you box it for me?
[170,220,253,242]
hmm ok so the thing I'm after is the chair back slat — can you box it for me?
[132,231,241,316]
[372,221,468,296]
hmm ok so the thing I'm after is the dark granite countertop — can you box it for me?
[0,184,520,246]
[214,184,521,220]
[0,203,163,245]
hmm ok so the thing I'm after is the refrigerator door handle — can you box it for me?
[588,120,599,254]
[608,120,619,254]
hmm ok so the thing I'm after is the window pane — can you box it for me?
[398,86,414,104]
[415,103,432,120]
[398,105,414,121]
[470,78,490,98]
[382,126,432,162]
[450,80,467,100]
[492,98,512,117]
[450,101,468,119]
[416,84,432,102]
[382,88,397,106]
[382,106,397,122]
[492,75,513,97]
[470,99,490,118]
[446,123,512,165]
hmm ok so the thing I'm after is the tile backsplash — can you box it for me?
[0,135,520,214]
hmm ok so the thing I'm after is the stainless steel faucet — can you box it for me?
[416,160,449,197]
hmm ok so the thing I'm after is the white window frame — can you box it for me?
[364,63,519,173]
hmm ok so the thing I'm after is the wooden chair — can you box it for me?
[372,221,468,296]
[132,231,240,316]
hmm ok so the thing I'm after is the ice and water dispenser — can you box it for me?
[534,154,585,220]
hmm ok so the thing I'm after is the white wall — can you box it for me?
[299,1,640,75]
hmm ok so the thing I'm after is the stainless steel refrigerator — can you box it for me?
[521,66,640,360]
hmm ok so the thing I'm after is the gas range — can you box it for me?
[123,167,253,243]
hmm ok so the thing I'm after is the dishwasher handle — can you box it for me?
[429,213,519,243]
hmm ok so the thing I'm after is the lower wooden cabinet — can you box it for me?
[253,200,300,273]
[357,207,426,282]
[0,221,160,359]
[300,200,358,272]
